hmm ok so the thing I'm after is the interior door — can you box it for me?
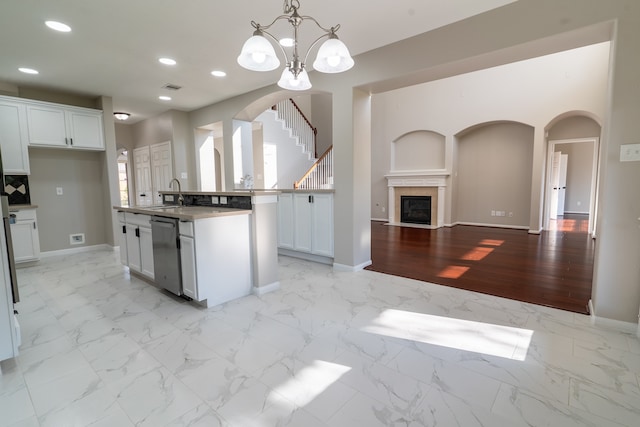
[549,151,561,220]
[556,154,568,216]
[150,141,173,204]
[133,146,152,206]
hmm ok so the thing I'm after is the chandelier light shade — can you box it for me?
[113,112,130,121]
[237,0,354,91]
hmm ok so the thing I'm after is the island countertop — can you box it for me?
[114,205,251,221]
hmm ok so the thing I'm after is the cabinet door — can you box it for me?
[10,220,40,262]
[138,226,154,279]
[180,235,198,300]
[293,193,313,253]
[0,101,30,174]
[67,111,104,150]
[311,193,334,257]
[125,224,141,273]
[26,105,68,147]
[118,222,128,266]
[277,193,294,249]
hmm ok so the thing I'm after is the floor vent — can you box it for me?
[162,83,182,90]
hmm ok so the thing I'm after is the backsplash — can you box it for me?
[4,175,31,205]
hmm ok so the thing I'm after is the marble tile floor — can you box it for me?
[1,248,639,427]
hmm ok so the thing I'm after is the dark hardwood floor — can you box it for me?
[365,214,594,314]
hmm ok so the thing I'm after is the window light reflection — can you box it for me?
[438,265,470,279]
[361,309,533,360]
[267,360,351,407]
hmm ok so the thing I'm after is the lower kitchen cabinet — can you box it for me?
[10,208,40,263]
[179,214,252,307]
[121,212,154,280]
[277,192,334,258]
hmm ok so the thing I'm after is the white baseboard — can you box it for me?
[588,300,638,334]
[40,244,112,258]
[253,281,280,296]
[371,217,388,222]
[333,260,372,272]
[455,221,530,231]
[278,248,333,265]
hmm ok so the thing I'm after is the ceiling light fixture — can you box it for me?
[18,67,39,75]
[45,20,71,32]
[113,112,130,121]
[237,0,354,91]
[211,70,226,77]
[159,95,172,101]
[159,58,177,65]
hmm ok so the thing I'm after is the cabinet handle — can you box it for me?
[65,137,68,145]
[70,138,73,146]
[135,227,140,238]
[122,225,126,234]
[33,222,36,230]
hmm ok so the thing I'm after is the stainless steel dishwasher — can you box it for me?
[150,216,182,296]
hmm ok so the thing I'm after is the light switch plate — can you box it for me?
[56,187,63,195]
[620,144,640,162]
[181,172,188,179]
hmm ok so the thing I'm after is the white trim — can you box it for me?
[333,260,372,272]
[385,222,438,230]
[589,300,638,334]
[455,221,530,230]
[252,281,280,296]
[278,248,333,265]
[40,244,112,258]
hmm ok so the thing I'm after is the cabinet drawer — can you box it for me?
[124,212,151,227]
[179,220,194,237]
[10,209,36,221]
[117,211,126,222]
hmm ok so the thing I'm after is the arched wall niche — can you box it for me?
[391,130,445,172]
[453,121,534,227]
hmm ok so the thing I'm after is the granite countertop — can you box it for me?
[9,204,38,210]
[158,190,280,196]
[114,205,251,221]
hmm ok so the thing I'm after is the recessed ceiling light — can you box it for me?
[159,95,172,101]
[211,70,226,77]
[279,38,294,47]
[19,67,39,75]
[159,58,177,66]
[45,20,72,32]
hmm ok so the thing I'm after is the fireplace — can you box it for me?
[401,196,431,225]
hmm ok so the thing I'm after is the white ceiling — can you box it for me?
[0,0,516,123]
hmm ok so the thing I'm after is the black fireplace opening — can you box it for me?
[400,196,432,225]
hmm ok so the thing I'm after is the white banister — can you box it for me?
[295,146,333,189]
[274,99,316,160]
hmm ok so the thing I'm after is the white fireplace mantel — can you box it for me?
[385,171,450,228]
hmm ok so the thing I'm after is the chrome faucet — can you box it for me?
[169,178,184,206]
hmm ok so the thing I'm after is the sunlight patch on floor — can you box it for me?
[361,309,533,360]
[268,360,352,407]
[437,265,470,279]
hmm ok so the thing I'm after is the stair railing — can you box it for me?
[294,145,333,189]
[273,99,317,159]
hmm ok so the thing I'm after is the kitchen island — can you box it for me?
[115,204,252,308]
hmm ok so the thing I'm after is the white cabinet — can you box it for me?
[0,98,30,174]
[277,193,294,249]
[178,215,252,307]
[278,192,334,258]
[122,212,154,280]
[27,103,104,150]
[179,221,198,300]
[9,208,40,263]
[117,211,128,266]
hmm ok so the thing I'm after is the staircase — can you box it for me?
[272,99,334,189]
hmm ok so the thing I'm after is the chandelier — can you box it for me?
[237,0,354,91]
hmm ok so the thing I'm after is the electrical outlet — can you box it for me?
[211,196,219,204]
[56,187,63,195]
[491,210,496,216]
[620,144,640,162]
[382,207,386,213]
[509,212,513,217]
[219,196,228,205]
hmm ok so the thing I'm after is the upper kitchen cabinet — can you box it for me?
[0,97,30,174]
[26,101,105,150]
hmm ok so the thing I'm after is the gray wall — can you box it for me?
[456,122,534,226]
[28,148,107,251]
